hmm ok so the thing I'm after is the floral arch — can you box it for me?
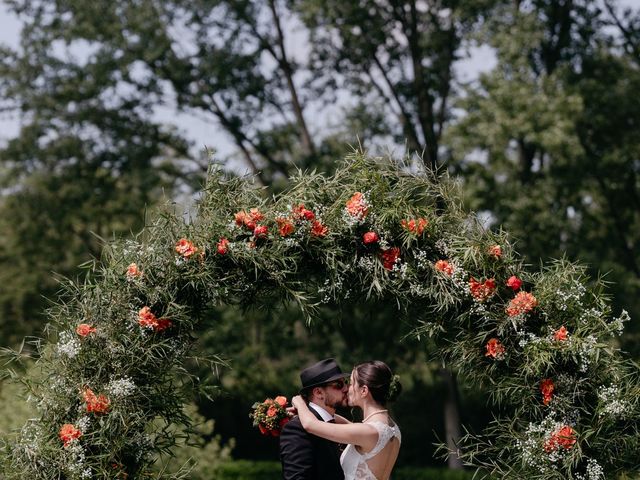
[2,154,638,479]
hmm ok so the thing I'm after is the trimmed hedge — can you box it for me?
[216,461,477,480]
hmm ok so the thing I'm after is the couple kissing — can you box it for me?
[279,358,402,480]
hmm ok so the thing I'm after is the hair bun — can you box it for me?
[386,374,402,403]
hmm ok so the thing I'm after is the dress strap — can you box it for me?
[361,421,401,460]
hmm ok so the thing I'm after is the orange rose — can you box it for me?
[345,192,368,218]
[310,220,329,237]
[485,338,506,359]
[506,291,538,317]
[276,218,295,237]
[175,238,198,258]
[59,423,82,447]
[217,238,230,255]
[434,260,454,276]
[554,326,568,341]
[275,396,287,407]
[267,406,278,417]
[76,323,97,337]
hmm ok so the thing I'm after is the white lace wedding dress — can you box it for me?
[340,421,402,480]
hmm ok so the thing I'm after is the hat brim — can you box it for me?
[299,372,350,393]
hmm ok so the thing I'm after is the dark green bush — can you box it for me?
[215,461,478,480]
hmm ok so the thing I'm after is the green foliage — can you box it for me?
[0,156,637,479]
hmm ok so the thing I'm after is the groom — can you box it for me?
[279,358,349,480]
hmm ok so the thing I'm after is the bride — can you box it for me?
[291,360,402,480]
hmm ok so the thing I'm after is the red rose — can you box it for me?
[363,231,379,244]
[540,379,554,405]
[381,247,401,270]
[258,424,268,435]
[217,238,230,255]
[506,275,522,291]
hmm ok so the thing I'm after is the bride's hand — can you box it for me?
[291,395,306,411]
[286,405,297,417]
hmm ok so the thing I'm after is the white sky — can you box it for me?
[0,0,636,168]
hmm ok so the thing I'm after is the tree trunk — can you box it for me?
[440,367,464,469]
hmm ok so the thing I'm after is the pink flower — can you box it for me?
[506,275,522,291]
[363,231,379,244]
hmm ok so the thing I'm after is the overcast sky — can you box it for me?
[0,1,636,169]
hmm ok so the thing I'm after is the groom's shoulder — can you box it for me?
[282,415,304,434]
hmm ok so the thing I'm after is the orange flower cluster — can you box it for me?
[434,260,454,276]
[276,217,295,237]
[554,326,568,341]
[469,277,496,301]
[401,217,428,235]
[310,220,329,237]
[381,247,401,270]
[254,225,268,238]
[506,291,538,317]
[83,387,111,414]
[59,423,82,447]
[175,238,198,258]
[488,244,502,258]
[544,426,576,453]
[126,263,142,279]
[292,204,315,221]
[138,306,172,332]
[235,208,265,231]
[485,338,506,359]
[345,192,369,219]
[540,379,554,405]
[76,323,96,337]
[251,395,290,437]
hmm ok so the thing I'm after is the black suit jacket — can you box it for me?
[279,407,344,480]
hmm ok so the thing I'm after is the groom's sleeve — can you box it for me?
[280,417,314,480]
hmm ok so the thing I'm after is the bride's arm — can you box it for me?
[291,396,377,449]
[334,414,351,424]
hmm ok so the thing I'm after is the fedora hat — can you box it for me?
[300,358,349,392]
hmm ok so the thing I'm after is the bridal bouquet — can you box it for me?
[250,396,291,437]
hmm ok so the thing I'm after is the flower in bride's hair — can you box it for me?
[363,231,379,244]
[76,323,96,337]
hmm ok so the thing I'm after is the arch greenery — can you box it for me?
[1,154,638,479]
